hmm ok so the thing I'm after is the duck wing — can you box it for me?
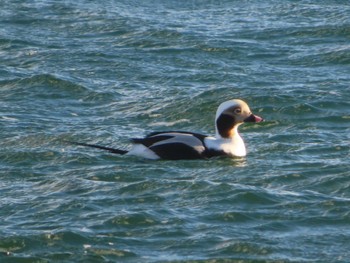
[131,131,208,160]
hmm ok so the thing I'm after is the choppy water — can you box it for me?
[1,0,350,262]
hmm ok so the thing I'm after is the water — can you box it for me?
[1,0,350,262]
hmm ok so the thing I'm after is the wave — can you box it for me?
[1,74,87,98]
[0,74,124,106]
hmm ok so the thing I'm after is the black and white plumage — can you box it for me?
[71,99,263,160]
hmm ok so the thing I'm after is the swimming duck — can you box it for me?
[71,99,263,160]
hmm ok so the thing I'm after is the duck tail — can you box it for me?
[67,141,128,155]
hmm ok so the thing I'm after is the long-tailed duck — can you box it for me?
[71,99,263,160]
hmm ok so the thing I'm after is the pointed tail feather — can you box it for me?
[66,141,128,155]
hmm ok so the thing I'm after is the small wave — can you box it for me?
[290,45,350,66]
[0,74,120,105]
[83,246,136,259]
[1,74,88,98]
[1,116,19,122]
[149,119,191,127]
[105,211,160,227]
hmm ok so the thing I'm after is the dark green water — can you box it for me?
[1,0,350,262]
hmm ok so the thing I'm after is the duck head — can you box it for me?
[215,99,263,139]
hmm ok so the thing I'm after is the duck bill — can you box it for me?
[244,114,264,123]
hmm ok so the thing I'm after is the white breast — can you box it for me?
[205,134,246,157]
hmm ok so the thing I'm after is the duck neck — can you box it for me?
[215,124,241,140]
[215,125,246,157]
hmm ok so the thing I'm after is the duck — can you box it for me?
[70,99,263,160]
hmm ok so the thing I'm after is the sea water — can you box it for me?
[1,0,350,262]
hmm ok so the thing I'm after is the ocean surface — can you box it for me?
[1,0,350,262]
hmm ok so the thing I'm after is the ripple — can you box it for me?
[0,74,88,99]
[105,212,160,228]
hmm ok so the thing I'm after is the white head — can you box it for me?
[215,99,263,138]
